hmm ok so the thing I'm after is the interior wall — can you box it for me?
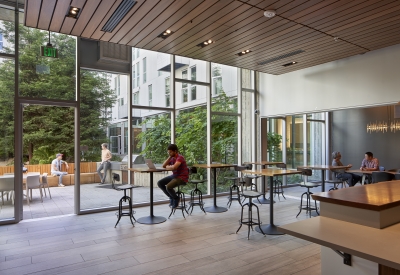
[259,44,400,117]
[331,106,400,170]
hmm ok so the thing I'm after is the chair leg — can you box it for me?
[47,185,52,199]
[296,192,307,217]
[39,187,43,203]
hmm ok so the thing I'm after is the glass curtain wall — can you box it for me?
[130,48,173,204]
[80,70,124,210]
[211,63,238,193]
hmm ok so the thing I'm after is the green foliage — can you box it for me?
[0,22,116,163]
[267,132,283,162]
[136,91,238,192]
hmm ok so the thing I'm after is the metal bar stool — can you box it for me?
[273,163,286,200]
[168,184,189,219]
[225,165,246,208]
[296,168,321,218]
[236,184,265,239]
[187,167,206,215]
[115,185,136,227]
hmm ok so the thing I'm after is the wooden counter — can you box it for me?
[279,216,400,271]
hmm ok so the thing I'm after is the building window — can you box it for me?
[136,62,140,88]
[136,48,139,59]
[115,75,120,95]
[133,92,139,105]
[148,84,152,106]
[190,65,196,81]
[118,98,124,106]
[143,57,146,83]
[132,65,136,88]
[191,86,196,101]
[212,64,222,95]
[182,69,188,103]
[0,34,3,50]
[165,77,170,107]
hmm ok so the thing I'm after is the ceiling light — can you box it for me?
[264,10,276,18]
[282,61,298,67]
[237,50,252,56]
[334,37,339,42]
[66,6,81,19]
[197,39,214,48]
[158,29,174,39]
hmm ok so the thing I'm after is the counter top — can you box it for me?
[312,181,400,211]
[279,216,400,270]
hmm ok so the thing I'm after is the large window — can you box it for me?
[143,57,146,83]
[212,64,222,95]
[136,62,140,88]
[165,77,170,107]
[182,69,188,103]
[148,84,152,106]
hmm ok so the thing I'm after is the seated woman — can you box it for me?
[332,151,361,187]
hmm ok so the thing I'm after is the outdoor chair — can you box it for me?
[26,175,43,205]
[40,173,52,199]
[0,177,14,205]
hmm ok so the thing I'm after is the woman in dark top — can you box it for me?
[332,151,361,187]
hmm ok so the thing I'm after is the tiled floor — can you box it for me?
[0,183,325,275]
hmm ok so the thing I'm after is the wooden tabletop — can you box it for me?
[347,169,397,175]
[244,161,284,165]
[279,216,400,270]
[128,167,166,173]
[243,168,302,177]
[193,163,237,169]
[297,165,349,170]
[312,180,400,211]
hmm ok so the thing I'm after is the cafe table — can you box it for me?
[297,165,349,192]
[243,168,302,235]
[347,169,397,185]
[128,167,167,224]
[244,161,284,204]
[193,163,237,213]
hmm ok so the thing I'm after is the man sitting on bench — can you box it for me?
[51,153,69,187]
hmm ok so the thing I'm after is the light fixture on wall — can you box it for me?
[366,106,400,133]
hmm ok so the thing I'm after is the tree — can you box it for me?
[267,132,283,162]
[0,22,116,163]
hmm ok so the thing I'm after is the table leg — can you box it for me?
[321,170,326,192]
[204,167,228,213]
[258,165,275,204]
[256,175,284,235]
[137,172,166,224]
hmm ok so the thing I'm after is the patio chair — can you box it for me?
[0,177,14,205]
[26,175,43,205]
[40,173,52,199]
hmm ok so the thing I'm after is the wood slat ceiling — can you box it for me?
[24,0,400,75]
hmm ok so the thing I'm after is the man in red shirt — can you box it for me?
[157,144,188,208]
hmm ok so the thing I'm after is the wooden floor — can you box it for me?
[0,194,321,275]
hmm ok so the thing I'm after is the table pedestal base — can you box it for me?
[258,196,275,204]
[255,224,284,235]
[137,215,166,224]
[204,205,228,213]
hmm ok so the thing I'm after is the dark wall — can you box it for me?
[331,106,399,170]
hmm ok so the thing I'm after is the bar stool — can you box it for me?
[296,168,321,218]
[236,184,265,239]
[273,163,286,200]
[168,185,189,219]
[225,165,246,208]
[327,172,348,191]
[187,167,206,215]
[242,164,261,204]
[115,185,136,227]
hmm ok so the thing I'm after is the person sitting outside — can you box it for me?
[97,143,112,184]
[157,144,188,209]
[332,151,361,187]
[51,153,69,187]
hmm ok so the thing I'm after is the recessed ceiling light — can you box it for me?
[237,50,252,56]
[158,29,174,39]
[197,39,214,48]
[66,6,81,19]
[264,10,276,18]
[282,61,298,67]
